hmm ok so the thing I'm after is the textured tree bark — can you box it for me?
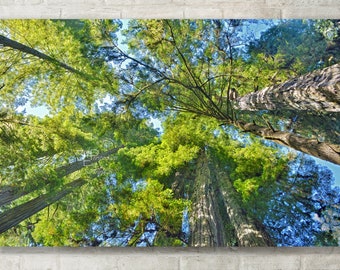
[235,120,340,165]
[234,64,340,112]
[189,151,273,247]
[217,168,275,247]
[0,146,124,207]
[189,151,227,247]
[0,178,86,234]
[169,62,340,162]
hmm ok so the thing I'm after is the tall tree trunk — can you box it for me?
[0,146,123,207]
[234,64,340,112]
[0,178,86,234]
[216,167,274,247]
[229,64,340,164]
[189,150,273,247]
[0,35,91,79]
[189,151,227,247]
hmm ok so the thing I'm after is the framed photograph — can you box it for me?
[0,1,339,269]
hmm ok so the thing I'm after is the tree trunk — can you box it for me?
[217,168,274,247]
[189,150,273,247]
[0,178,86,234]
[189,151,227,247]
[0,146,123,207]
[235,110,340,145]
[235,120,340,165]
[55,146,124,176]
[234,64,340,112]
[0,35,90,79]
[229,64,340,164]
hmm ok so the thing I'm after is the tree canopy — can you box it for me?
[0,19,339,247]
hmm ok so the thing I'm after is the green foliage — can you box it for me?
[31,175,107,246]
[314,20,339,41]
[0,20,116,113]
[314,231,339,246]
[122,20,245,119]
[0,19,338,247]
[120,114,221,178]
[153,233,185,247]
[229,141,288,201]
[0,109,98,191]
[61,19,121,60]
[239,53,293,95]
[248,20,332,73]
[32,215,84,246]
[109,179,189,245]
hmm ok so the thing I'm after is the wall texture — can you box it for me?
[1,247,340,270]
[0,0,339,19]
[0,0,340,269]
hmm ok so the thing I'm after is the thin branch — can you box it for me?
[0,35,92,80]
[165,21,201,89]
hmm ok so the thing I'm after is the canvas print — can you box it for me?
[0,19,339,247]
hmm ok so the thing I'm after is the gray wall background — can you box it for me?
[0,0,339,19]
[0,0,340,269]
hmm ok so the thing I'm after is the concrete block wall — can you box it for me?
[0,0,339,18]
[1,247,340,270]
[1,0,340,269]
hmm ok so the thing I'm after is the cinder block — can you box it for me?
[0,6,62,18]
[104,0,139,5]
[60,6,122,19]
[171,0,188,4]
[239,255,301,270]
[121,6,184,19]
[0,254,20,270]
[319,0,340,6]
[180,254,239,270]
[281,7,340,18]
[45,0,103,5]
[181,0,266,4]
[182,0,243,3]
[133,0,176,5]
[184,8,224,19]
[222,6,282,19]
[265,0,331,7]
[117,255,179,270]
[20,254,59,270]
[0,0,18,5]
[301,254,340,270]
[60,254,119,270]
[23,0,44,5]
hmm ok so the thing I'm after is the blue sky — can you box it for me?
[312,156,340,187]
